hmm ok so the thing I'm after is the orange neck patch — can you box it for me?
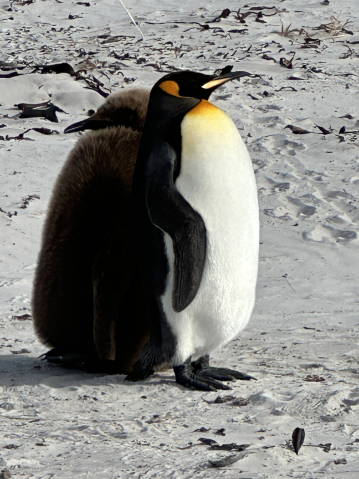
[159,80,180,97]
[187,99,218,117]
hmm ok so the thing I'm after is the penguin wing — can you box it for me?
[146,140,207,313]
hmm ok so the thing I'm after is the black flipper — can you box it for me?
[146,140,206,312]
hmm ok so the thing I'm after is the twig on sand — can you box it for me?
[315,15,353,36]
[277,20,305,37]
[118,0,144,41]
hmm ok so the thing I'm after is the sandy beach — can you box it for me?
[0,0,359,477]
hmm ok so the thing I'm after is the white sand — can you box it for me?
[0,0,359,477]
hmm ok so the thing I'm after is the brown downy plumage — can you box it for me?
[32,88,151,373]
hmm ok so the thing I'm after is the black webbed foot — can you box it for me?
[40,348,94,370]
[174,362,232,391]
[125,360,155,381]
[191,355,256,382]
[40,348,118,373]
[125,340,161,382]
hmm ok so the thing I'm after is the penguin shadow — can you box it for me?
[0,353,111,388]
[0,353,178,389]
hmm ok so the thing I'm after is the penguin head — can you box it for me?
[64,88,150,134]
[153,66,253,101]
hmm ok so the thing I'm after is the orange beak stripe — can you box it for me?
[201,78,233,90]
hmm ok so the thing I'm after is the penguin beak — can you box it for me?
[201,71,253,91]
[64,116,111,134]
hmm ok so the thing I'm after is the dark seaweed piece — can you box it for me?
[217,65,233,75]
[12,314,32,320]
[198,438,217,446]
[228,28,249,33]
[210,443,250,451]
[31,127,59,135]
[15,101,51,110]
[315,125,331,135]
[318,443,331,453]
[304,374,325,382]
[34,63,76,76]
[280,57,293,69]
[292,427,305,455]
[206,8,231,23]
[262,54,277,62]
[1,130,34,141]
[235,11,255,23]
[304,35,321,45]
[19,104,66,123]
[255,12,266,23]
[193,427,210,433]
[276,86,297,92]
[339,126,346,134]
[285,125,311,134]
[19,194,40,209]
[214,395,235,403]
[248,6,278,11]
[81,74,110,98]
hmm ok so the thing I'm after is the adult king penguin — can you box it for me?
[128,68,260,391]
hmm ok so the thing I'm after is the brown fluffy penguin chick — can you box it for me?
[32,88,151,373]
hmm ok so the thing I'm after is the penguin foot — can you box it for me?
[40,348,94,370]
[40,348,120,373]
[174,363,232,391]
[125,360,155,381]
[191,355,256,382]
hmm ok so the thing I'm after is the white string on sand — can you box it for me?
[118,0,144,41]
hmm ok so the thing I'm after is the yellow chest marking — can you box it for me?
[184,99,233,136]
[187,99,220,118]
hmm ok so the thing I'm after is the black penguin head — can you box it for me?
[153,66,253,101]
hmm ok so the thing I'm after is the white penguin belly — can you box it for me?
[161,100,259,365]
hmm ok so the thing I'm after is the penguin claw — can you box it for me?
[40,349,91,369]
[174,364,232,391]
[40,348,120,373]
[191,355,256,382]
[196,368,255,382]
